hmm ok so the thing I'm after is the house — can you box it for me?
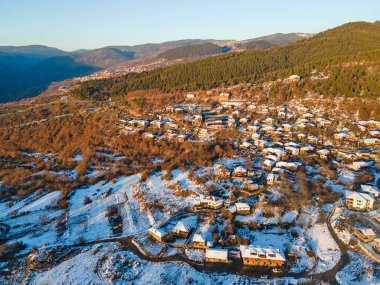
[374,238,380,253]
[267,173,280,185]
[213,163,230,179]
[235,203,251,215]
[363,138,380,146]
[275,161,301,172]
[345,190,374,211]
[263,159,276,170]
[173,220,194,238]
[148,228,168,242]
[353,228,376,243]
[186,93,196,99]
[283,124,293,132]
[137,119,150,128]
[352,160,372,170]
[283,74,300,84]
[317,149,330,160]
[285,146,300,156]
[297,133,307,141]
[177,133,191,143]
[197,195,223,210]
[205,248,229,263]
[239,141,253,150]
[360,185,379,198]
[334,132,349,140]
[233,166,248,178]
[307,135,320,144]
[300,145,314,154]
[263,147,286,158]
[244,181,259,192]
[219,92,232,102]
[239,245,286,267]
[192,234,211,248]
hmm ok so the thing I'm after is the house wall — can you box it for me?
[148,232,162,242]
[205,257,229,263]
[174,230,189,238]
[193,241,208,248]
[242,257,284,267]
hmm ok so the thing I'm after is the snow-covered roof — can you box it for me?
[205,249,228,260]
[267,173,280,180]
[233,166,247,173]
[235,203,250,210]
[345,190,374,202]
[360,185,379,197]
[276,161,301,169]
[193,234,206,243]
[173,220,193,232]
[263,147,286,157]
[239,245,285,261]
[356,228,376,236]
[149,228,166,238]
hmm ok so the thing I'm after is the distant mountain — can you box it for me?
[157,43,230,59]
[244,33,313,46]
[109,39,215,59]
[73,48,135,68]
[237,40,275,50]
[0,45,67,70]
[213,33,313,51]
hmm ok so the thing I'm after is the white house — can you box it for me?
[235,203,250,215]
[205,248,229,263]
[186,93,196,99]
[173,220,194,238]
[148,228,167,242]
[267,173,280,185]
[239,245,286,267]
[360,185,379,198]
[198,195,223,209]
[363,137,380,146]
[345,190,374,211]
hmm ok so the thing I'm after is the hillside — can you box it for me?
[157,43,229,59]
[246,33,313,46]
[109,39,214,58]
[237,40,275,50]
[73,48,135,68]
[72,22,380,99]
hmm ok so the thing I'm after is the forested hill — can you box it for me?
[157,43,229,59]
[72,22,380,99]
[238,40,275,50]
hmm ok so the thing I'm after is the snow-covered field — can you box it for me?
[29,242,300,285]
[306,223,340,273]
[336,252,380,285]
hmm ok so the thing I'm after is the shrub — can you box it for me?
[83,196,92,205]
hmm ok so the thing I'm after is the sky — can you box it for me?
[0,0,379,51]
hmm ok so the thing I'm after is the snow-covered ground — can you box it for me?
[306,223,340,273]
[336,251,380,285]
[29,242,301,285]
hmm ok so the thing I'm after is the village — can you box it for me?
[0,75,379,284]
[115,78,380,277]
